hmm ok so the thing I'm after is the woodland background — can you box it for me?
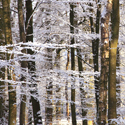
[0,0,124,125]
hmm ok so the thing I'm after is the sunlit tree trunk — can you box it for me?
[18,0,26,43]
[0,0,6,123]
[2,0,16,124]
[18,0,27,124]
[26,0,42,124]
[99,0,112,124]
[70,3,77,125]
[108,0,119,124]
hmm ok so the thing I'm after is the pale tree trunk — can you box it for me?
[108,0,119,124]
[44,1,53,124]
[65,50,70,121]
[25,0,42,124]
[70,3,77,125]
[99,0,112,124]
[45,48,53,125]
[2,0,16,124]
[116,47,120,118]
[55,49,62,121]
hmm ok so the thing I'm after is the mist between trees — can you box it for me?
[0,0,124,125]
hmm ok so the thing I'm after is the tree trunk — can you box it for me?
[77,48,87,125]
[116,47,120,118]
[18,0,27,124]
[2,0,16,124]
[91,1,100,123]
[55,49,62,121]
[99,0,112,124]
[26,0,42,124]
[108,0,119,124]
[70,3,77,125]
[45,48,53,125]
[0,0,6,123]
[65,50,70,121]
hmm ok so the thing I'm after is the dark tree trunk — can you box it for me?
[77,48,87,125]
[0,0,6,123]
[94,5,100,125]
[70,3,77,125]
[18,0,27,124]
[90,1,100,124]
[26,0,42,124]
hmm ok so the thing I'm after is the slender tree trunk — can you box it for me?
[25,0,42,124]
[0,1,6,123]
[77,48,87,125]
[70,3,77,125]
[2,0,16,124]
[65,50,70,121]
[18,0,26,43]
[90,1,100,123]
[45,48,53,125]
[116,47,120,118]
[18,0,27,124]
[99,0,112,124]
[108,0,119,124]
[44,1,53,124]
[55,49,62,121]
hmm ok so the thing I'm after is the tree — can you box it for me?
[45,48,53,125]
[99,0,112,124]
[77,48,87,125]
[0,0,6,123]
[65,49,70,121]
[2,0,16,124]
[89,1,101,123]
[91,1,100,123]
[26,0,42,124]
[18,0,27,124]
[108,0,119,124]
[0,0,123,124]
[55,49,62,121]
[70,3,77,125]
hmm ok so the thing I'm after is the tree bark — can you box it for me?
[18,0,27,124]
[77,48,87,125]
[55,49,62,121]
[108,0,119,124]
[26,0,42,124]
[91,1,100,123]
[45,48,53,125]
[99,0,112,124]
[0,0,6,123]
[116,47,120,118]
[70,3,77,125]
[2,0,16,124]
[65,50,70,121]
